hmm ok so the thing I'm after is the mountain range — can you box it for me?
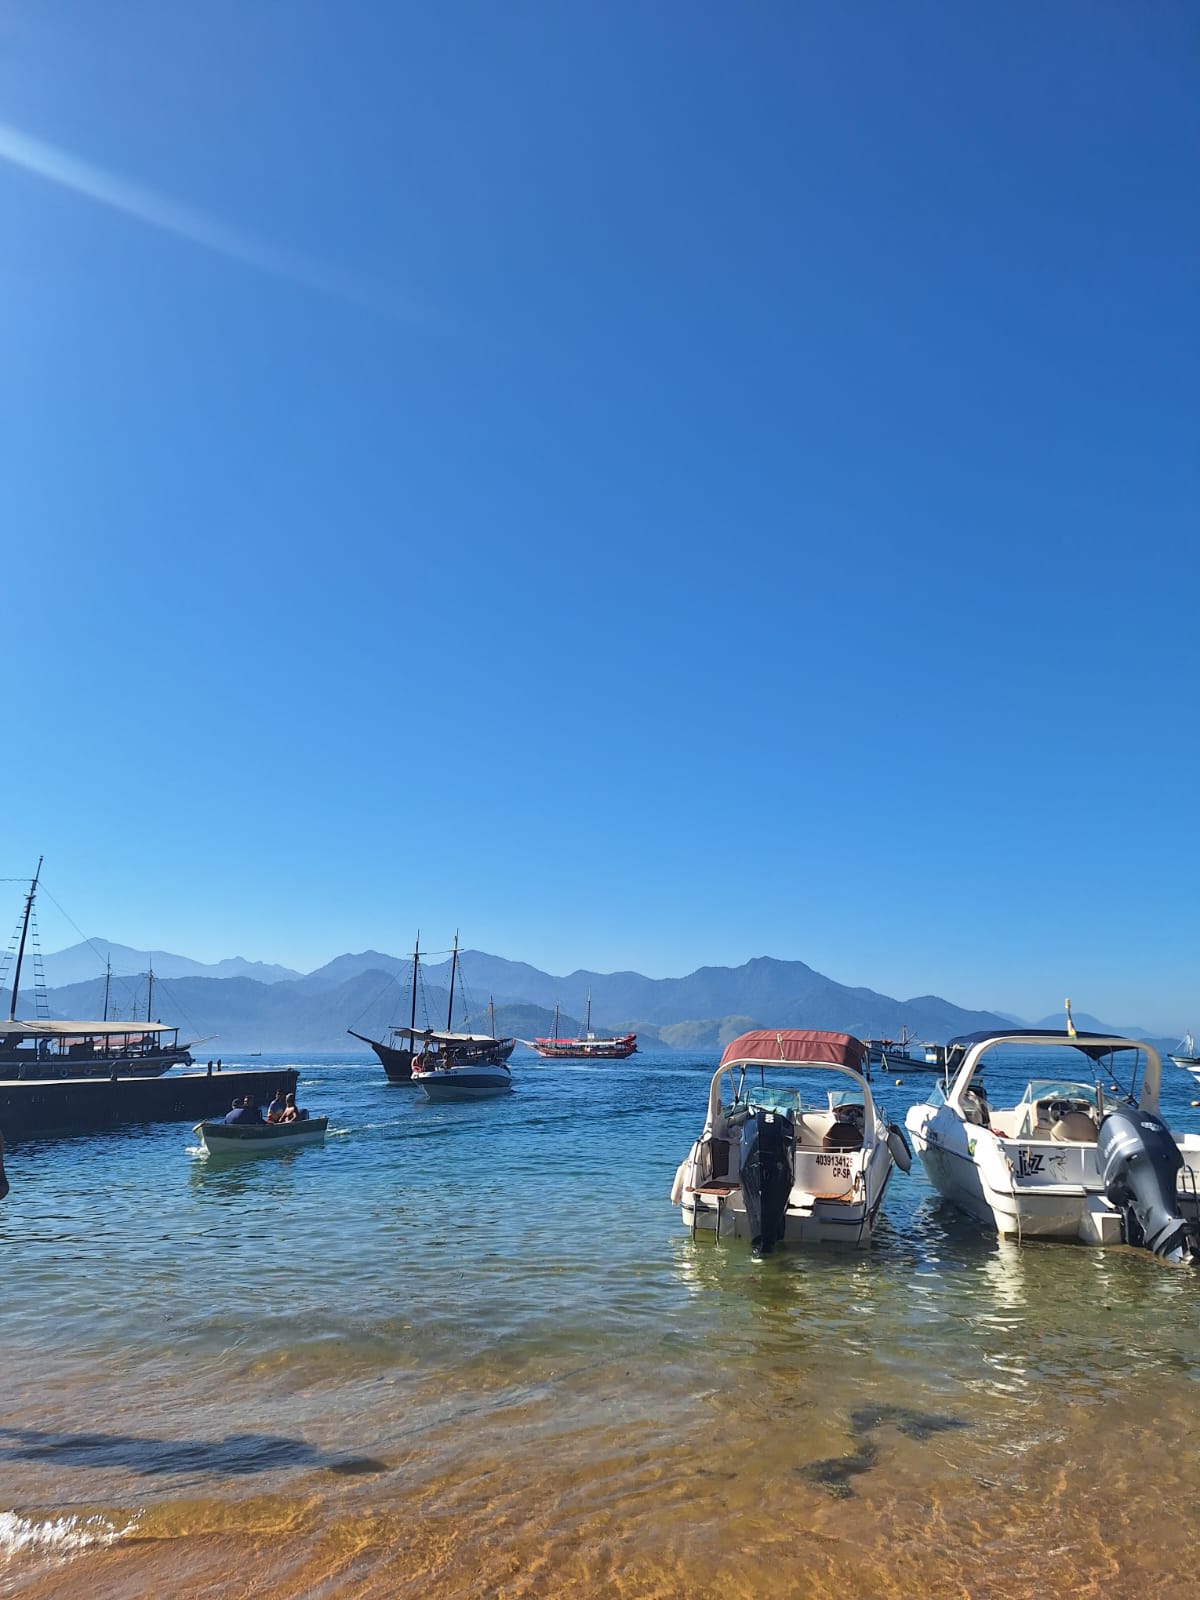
[2,940,1175,1055]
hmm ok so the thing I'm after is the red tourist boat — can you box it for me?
[526,994,637,1060]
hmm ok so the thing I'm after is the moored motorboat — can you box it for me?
[194,1116,328,1154]
[670,1029,909,1254]
[905,1029,1200,1262]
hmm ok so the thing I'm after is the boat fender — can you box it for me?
[0,1126,7,1200]
[670,1159,689,1207]
[886,1121,913,1174]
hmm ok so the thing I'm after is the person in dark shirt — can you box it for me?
[223,1097,264,1125]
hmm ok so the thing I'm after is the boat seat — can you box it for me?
[822,1122,864,1153]
[1050,1112,1097,1143]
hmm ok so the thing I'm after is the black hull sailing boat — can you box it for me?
[348,933,516,1085]
[0,859,195,1080]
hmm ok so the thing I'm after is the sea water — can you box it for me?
[1,1049,1199,1598]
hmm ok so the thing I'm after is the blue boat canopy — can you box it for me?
[946,1028,1146,1064]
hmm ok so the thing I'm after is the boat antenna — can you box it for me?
[103,955,111,1022]
[445,931,459,1030]
[409,931,420,1038]
[146,963,154,1023]
[7,856,42,1023]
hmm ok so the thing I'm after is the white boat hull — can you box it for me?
[907,1107,1200,1245]
[678,1150,894,1248]
[414,1066,513,1101]
[195,1117,328,1154]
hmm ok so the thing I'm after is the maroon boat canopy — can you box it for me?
[718,1030,868,1071]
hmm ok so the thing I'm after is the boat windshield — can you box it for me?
[723,1064,867,1119]
[742,1086,803,1116]
[827,1088,865,1111]
[1017,1079,1104,1113]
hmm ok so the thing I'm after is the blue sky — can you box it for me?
[2,2,1197,1031]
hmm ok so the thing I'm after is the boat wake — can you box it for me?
[0,1508,136,1559]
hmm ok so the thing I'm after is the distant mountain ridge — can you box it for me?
[13,942,1012,1053]
[39,941,301,989]
[16,940,1176,1055]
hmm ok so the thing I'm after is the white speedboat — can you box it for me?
[194,1116,328,1154]
[905,1030,1200,1262]
[412,1060,513,1101]
[670,1030,910,1254]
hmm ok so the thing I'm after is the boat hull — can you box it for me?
[195,1116,328,1154]
[414,1067,513,1101]
[350,1031,515,1082]
[0,1050,191,1081]
[868,1047,939,1073]
[679,1169,892,1248]
[529,1037,637,1060]
[349,1033,417,1083]
[673,1132,897,1249]
[906,1108,1200,1244]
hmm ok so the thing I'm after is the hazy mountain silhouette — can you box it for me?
[18,946,1023,1052]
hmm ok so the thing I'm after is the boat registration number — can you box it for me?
[814,1154,852,1178]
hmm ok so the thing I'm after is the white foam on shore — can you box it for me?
[0,1509,134,1561]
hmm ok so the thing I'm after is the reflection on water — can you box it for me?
[2,1050,1200,1597]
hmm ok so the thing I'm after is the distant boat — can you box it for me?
[349,933,515,1084]
[865,1026,930,1073]
[524,993,637,1060]
[0,859,195,1081]
[1169,1034,1200,1074]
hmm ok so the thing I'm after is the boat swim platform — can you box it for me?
[0,1068,298,1140]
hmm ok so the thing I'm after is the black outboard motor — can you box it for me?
[1097,1105,1199,1264]
[740,1110,795,1259]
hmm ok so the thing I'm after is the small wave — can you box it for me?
[0,1509,133,1559]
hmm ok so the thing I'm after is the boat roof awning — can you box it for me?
[718,1030,868,1071]
[945,1028,1147,1063]
[0,1019,180,1038]
[395,1027,505,1045]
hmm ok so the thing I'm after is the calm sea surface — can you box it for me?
[3,1048,1200,1598]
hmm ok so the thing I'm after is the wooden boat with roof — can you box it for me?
[349,933,515,1084]
[525,994,637,1060]
[865,1026,931,1072]
[670,1030,910,1255]
[0,860,195,1080]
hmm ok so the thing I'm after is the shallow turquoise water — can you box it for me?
[2,1048,1200,1598]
